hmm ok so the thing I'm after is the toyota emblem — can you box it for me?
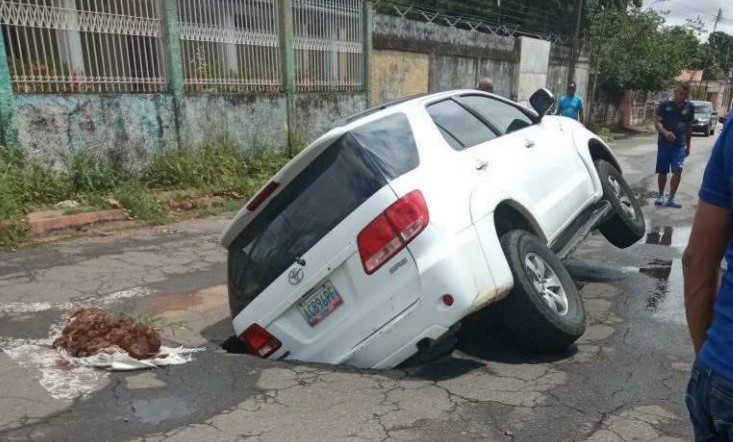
[288,267,304,285]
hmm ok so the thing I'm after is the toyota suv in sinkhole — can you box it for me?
[220,88,645,369]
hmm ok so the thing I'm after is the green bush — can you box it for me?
[0,141,292,248]
[143,141,249,190]
[0,153,29,247]
[595,127,615,143]
[68,149,120,194]
[114,183,166,224]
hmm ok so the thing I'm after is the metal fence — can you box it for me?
[178,0,281,93]
[0,0,366,95]
[293,0,363,92]
[0,0,167,93]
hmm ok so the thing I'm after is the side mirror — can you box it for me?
[713,111,718,116]
[529,88,556,120]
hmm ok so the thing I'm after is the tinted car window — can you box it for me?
[351,113,419,180]
[459,95,533,134]
[228,113,418,316]
[427,99,497,150]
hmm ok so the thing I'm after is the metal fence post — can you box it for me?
[162,0,185,147]
[279,0,296,154]
[0,34,18,150]
[363,0,373,102]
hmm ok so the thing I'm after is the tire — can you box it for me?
[595,160,645,248]
[711,126,715,136]
[496,230,585,353]
[705,126,711,137]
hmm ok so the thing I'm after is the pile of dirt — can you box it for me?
[53,309,161,360]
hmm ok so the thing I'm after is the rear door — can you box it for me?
[228,112,424,364]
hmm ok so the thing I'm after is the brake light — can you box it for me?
[247,181,279,211]
[240,324,281,358]
[357,190,429,275]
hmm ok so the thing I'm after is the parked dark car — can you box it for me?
[691,101,718,137]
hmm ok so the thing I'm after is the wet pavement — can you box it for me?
[0,132,722,442]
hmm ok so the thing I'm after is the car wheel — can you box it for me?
[705,126,711,137]
[711,126,715,136]
[496,230,585,353]
[596,160,645,248]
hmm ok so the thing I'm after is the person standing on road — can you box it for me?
[654,83,694,208]
[683,113,733,441]
[477,77,495,94]
[556,82,585,125]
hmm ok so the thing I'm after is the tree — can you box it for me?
[708,31,733,78]
[589,7,699,92]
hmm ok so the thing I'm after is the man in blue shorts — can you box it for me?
[655,82,694,208]
[683,105,733,441]
[556,82,585,124]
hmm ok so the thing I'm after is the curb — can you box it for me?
[28,209,128,236]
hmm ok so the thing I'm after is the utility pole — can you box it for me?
[703,8,723,101]
[567,0,584,86]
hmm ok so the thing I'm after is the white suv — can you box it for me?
[221,89,645,369]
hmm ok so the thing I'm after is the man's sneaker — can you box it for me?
[654,195,666,206]
[665,198,682,208]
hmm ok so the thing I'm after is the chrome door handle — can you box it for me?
[525,139,536,148]
[475,159,489,171]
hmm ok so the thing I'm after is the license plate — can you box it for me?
[297,281,343,327]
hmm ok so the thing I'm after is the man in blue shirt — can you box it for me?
[654,83,694,208]
[556,82,585,124]
[683,113,733,441]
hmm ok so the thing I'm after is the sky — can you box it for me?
[642,0,733,39]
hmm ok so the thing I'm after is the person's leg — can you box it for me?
[656,142,671,205]
[686,360,725,441]
[658,173,668,195]
[666,146,686,208]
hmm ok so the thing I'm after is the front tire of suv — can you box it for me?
[596,160,645,248]
[497,230,585,353]
[705,126,711,137]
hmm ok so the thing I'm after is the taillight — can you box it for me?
[240,324,281,358]
[247,181,279,211]
[357,190,429,275]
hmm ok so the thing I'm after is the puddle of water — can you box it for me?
[638,226,689,324]
[131,398,193,424]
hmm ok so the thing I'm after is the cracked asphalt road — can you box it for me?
[0,133,719,442]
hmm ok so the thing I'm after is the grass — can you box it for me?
[594,127,615,143]
[0,140,291,249]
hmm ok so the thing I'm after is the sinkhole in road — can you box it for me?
[221,335,251,354]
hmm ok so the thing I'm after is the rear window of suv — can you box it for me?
[228,113,418,315]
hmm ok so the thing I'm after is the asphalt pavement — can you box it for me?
[0,131,721,442]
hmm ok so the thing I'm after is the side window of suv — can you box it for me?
[427,99,498,150]
[457,95,534,135]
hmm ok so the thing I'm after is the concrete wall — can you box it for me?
[373,14,519,101]
[430,55,478,92]
[370,50,429,106]
[14,94,176,169]
[12,92,366,169]
[181,94,287,150]
[516,37,551,106]
[293,93,367,141]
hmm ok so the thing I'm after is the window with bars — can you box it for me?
[178,0,281,94]
[293,0,363,92]
[0,0,167,94]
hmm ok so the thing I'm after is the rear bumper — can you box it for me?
[345,227,499,369]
